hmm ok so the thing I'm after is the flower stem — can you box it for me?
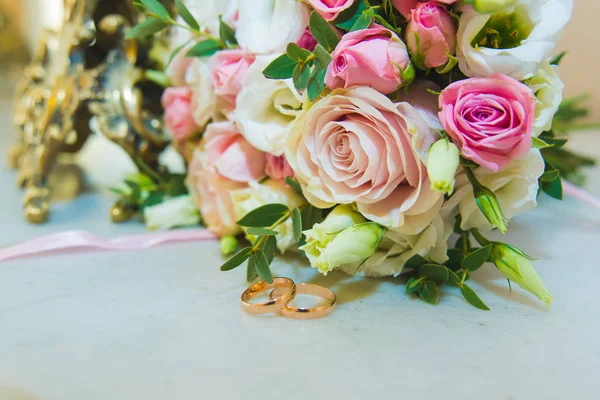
[470,228,491,247]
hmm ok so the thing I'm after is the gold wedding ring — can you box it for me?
[270,283,336,320]
[241,278,297,314]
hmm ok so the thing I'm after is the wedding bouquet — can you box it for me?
[127,0,585,309]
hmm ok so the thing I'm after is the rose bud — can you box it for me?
[325,25,413,95]
[307,0,356,21]
[406,1,457,70]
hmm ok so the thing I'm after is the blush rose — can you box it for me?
[161,87,200,142]
[439,73,537,172]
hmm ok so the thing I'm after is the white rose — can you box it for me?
[528,62,564,137]
[457,0,573,80]
[143,195,201,231]
[231,180,306,253]
[236,0,309,54]
[235,55,304,156]
[442,149,545,232]
[339,214,450,278]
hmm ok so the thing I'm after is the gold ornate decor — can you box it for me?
[9,0,171,224]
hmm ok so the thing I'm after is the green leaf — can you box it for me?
[220,247,252,271]
[542,177,563,200]
[141,0,170,20]
[461,244,493,272]
[292,208,303,243]
[126,18,168,39]
[286,42,312,62]
[551,51,567,65]
[253,252,273,283]
[246,259,258,282]
[405,277,423,295]
[175,0,199,30]
[186,39,222,57]
[301,205,323,230]
[540,169,560,183]
[419,281,440,305]
[419,264,449,285]
[309,12,340,52]
[404,254,428,271]
[314,44,332,70]
[285,177,303,196]
[247,227,278,236]
[335,0,367,30]
[446,248,464,272]
[262,54,297,79]
[446,268,462,287]
[307,67,327,102]
[262,236,277,265]
[219,16,237,45]
[461,284,490,311]
[142,190,166,208]
[292,63,310,92]
[350,12,374,32]
[166,174,188,196]
[237,204,290,227]
[532,136,553,149]
[166,41,189,67]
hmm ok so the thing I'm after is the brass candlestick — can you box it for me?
[10,0,171,224]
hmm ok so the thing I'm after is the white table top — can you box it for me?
[1,90,599,400]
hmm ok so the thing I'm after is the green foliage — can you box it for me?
[293,63,311,92]
[292,208,303,243]
[219,16,237,46]
[309,12,340,52]
[262,54,297,79]
[335,1,367,30]
[287,42,312,62]
[465,167,508,233]
[308,67,327,102]
[175,0,199,30]
[285,177,303,196]
[461,284,490,311]
[126,17,168,39]
[186,39,222,57]
[461,245,493,272]
[220,248,253,271]
[237,204,290,227]
[247,227,278,236]
[141,0,170,20]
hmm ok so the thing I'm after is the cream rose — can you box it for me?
[235,55,304,156]
[528,62,564,137]
[456,0,573,80]
[231,180,306,253]
[339,214,451,277]
[286,87,443,234]
[236,0,309,54]
[442,149,545,232]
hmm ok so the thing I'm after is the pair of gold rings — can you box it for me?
[241,278,336,319]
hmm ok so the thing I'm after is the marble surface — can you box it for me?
[0,90,599,400]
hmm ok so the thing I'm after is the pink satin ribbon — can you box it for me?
[562,181,600,209]
[0,229,216,263]
[0,184,598,264]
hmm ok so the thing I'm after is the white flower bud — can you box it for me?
[427,138,460,196]
[143,195,201,231]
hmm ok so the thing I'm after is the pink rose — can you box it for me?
[307,0,355,21]
[406,2,457,69]
[209,50,255,115]
[161,87,199,141]
[187,155,245,237]
[203,121,266,183]
[297,27,318,52]
[439,74,536,172]
[286,87,443,233]
[325,25,411,95]
[393,0,458,19]
[265,154,295,181]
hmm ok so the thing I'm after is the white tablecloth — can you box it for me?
[1,91,599,400]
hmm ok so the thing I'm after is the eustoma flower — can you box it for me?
[405,1,457,69]
[442,149,544,232]
[325,25,412,95]
[457,0,573,79]
[439,73,537,172]
[528,62,564,137]
[286,87,443,234]
[301,205,385,274]
[235,55,305,156]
